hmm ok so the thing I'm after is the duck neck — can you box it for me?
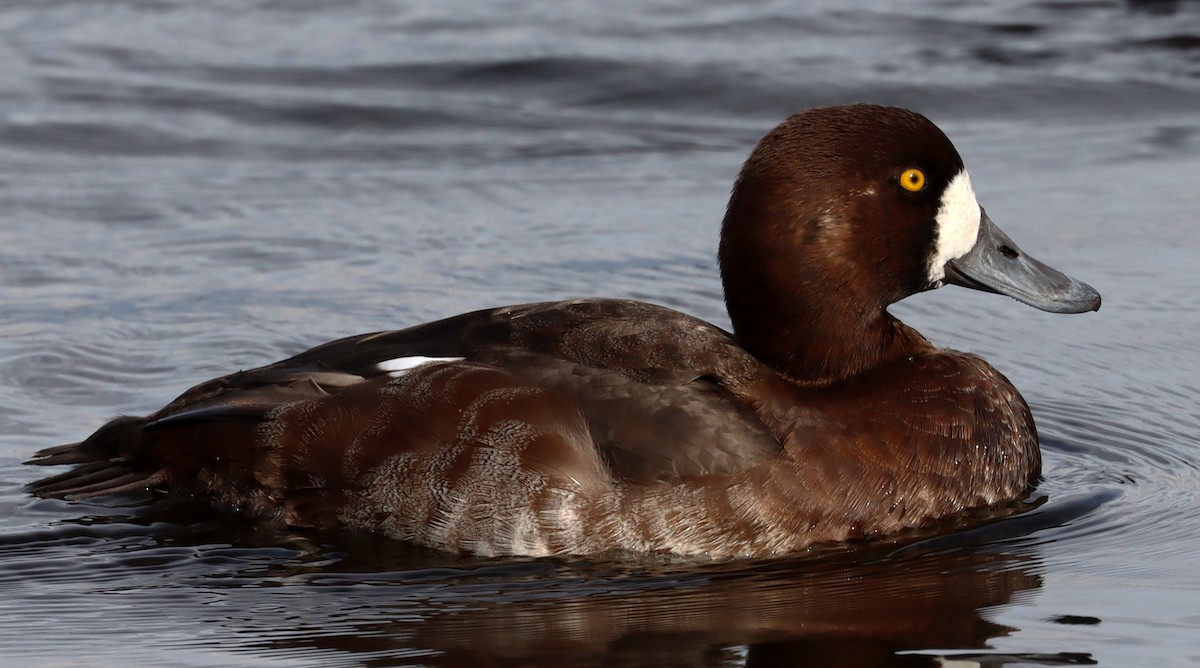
[724,280,927,386]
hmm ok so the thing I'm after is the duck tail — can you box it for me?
[25,416,165,500]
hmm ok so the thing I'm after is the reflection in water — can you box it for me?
[8,500,1092,667]
[0,495,1101,666]
[201,538,1051,666]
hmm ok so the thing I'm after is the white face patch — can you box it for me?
[928,169,982,283]
[376,355,465,376]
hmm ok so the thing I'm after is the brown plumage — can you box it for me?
[28,105,1099,558]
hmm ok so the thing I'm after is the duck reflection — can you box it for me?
[37,498,1096,666]
[202,528,1084,667]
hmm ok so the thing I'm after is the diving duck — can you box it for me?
[29,104,1100,559]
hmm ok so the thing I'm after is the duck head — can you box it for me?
[719,104,1099,383]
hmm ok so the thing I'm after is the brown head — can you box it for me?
[718,104,1099,384]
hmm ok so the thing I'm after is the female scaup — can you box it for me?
[29,104,1100,559]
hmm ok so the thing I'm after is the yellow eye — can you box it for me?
[900,168,926,192]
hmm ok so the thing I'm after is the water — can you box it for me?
[1,0,1198,665]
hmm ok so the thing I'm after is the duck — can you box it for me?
[28,104,1100,559]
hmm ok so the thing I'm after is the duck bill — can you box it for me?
[944,209,1101,314]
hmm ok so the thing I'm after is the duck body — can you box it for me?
[29,105,1099,558]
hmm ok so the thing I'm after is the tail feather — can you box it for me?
[28,463,163,499]
[26,416,162,500]
[27,442,92,466]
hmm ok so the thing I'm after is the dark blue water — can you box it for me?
[2,1,1199,665]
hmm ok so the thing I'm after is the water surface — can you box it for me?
[2,1,1199,666]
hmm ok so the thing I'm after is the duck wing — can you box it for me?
[29,299,783,503]
[275,299,783,480]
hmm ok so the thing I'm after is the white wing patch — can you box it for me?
[929,169,981,283]
[376,356,465,376]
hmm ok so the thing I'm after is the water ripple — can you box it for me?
[2,0,1198,665]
